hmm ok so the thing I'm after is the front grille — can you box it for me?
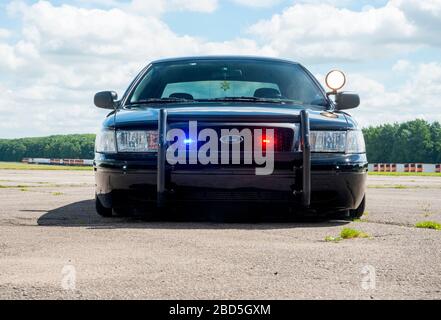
[211,127,294,152]
[272,128,295,152]
[169,124,295,153]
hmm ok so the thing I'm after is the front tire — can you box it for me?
[349,195,366,219]
[95,195,112,217]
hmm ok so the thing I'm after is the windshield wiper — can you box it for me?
[128,97,194,105]
[197,97,295,104]
[128,96,305,106]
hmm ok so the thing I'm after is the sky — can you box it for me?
[0,0,440,138]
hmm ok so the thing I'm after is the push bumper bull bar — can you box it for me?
[300,109,311,207]
[156,108,311,208]
[157,108,168,207]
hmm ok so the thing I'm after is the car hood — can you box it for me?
[104,103,355,130]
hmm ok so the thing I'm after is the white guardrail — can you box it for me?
[22,158,94,166]
[368,163,440,173]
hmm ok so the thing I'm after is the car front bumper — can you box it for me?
[95,153,367,212]
[95,109,367,214]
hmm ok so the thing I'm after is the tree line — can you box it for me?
[0,120,440,163]
[0,134,95,162]
[363,119,441,163]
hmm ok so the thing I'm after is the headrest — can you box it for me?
[169,93,194,100]
[253,88,282,99]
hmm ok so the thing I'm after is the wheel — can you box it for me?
[95,195,113,217]
[349,195,366,219]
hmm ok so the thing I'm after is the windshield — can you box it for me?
[127,59,328,107]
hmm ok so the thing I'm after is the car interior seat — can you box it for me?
[253,88,282,99]
[169,93,194,100]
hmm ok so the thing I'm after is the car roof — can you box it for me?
[151,56,300,65]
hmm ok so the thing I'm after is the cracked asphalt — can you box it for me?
[0,169,440,299]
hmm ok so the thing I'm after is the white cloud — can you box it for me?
[392,59,411,72]
[76,0,218,14]
[0,0,269,137]
[1,0,441,138]
[296,0,353,5]
[248,2,420,63]
[170,0,218,13]
[0,43,25,70]
[0,29,11,38]
[247,0,441,63]
[331,62,441,127]
[231,0,283,8]
[392,0,441,46]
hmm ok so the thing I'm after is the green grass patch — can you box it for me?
[324,236,342,243]
[368,172,441,177]
[415,221,441,230]
[340,228,370,239]
[0,162,92,171]
[325,228,370,243]
[52,192,64,196]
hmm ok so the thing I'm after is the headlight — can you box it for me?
[95,129,116,153]
[116,130,158,153]
[346,130,366,154]
[310,130,365,153]
[310,131,346,152]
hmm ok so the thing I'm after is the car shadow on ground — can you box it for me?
[37,199,350,229]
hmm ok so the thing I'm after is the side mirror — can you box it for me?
[324,70,360,110]
[94,91,118,109]
[335,92,360,110]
